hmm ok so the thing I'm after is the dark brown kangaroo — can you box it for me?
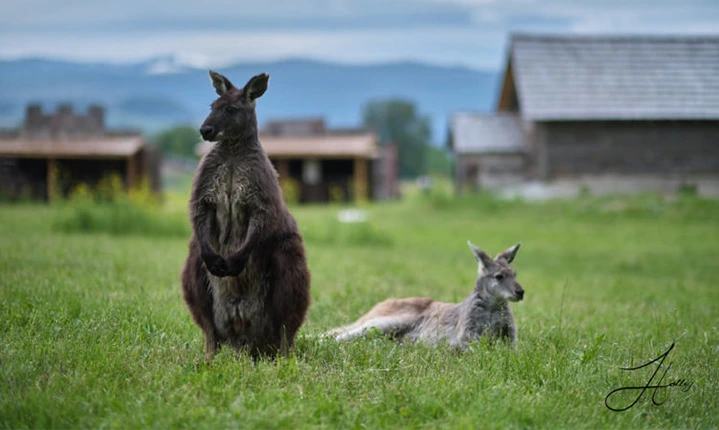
[181,71,311,360]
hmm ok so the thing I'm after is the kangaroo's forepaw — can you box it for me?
[225,252,248,277]
[203,252,233,277]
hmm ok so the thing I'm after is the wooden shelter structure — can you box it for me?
[0,104,160,201]
[197,118,398,204]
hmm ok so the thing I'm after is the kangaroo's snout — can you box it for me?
[515,285,525,301]
[200,126,215,141]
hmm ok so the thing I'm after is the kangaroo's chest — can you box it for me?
[213,162,251,210]
[486,308,513,336]
[207,162,254,251]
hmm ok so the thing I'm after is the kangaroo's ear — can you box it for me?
[497,243,521,264]
[468,241,494,272]
[209,70,235,96]
[243,73,269,101]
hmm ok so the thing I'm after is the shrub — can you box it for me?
[328,184,346,204]
[280,178,301,205]
[52,174,189,238]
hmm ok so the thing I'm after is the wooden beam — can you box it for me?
[126,155,135,190]
[353,157,368,203]
[47,158,57,202]
[497,61,518,112]
[535,124,549,181]
[276,158,290,180]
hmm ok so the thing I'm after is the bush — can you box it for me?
[52,174,189,238]
[280,178,301,205]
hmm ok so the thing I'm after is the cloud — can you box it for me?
[0,27,507,69]
[0,0,470,31]
[427,0,719,31]
[0,0,717,67]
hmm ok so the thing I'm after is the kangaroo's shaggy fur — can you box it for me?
[181,71,310,360]
[327,241,524,349]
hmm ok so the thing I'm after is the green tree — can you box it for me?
[425,145,453,177]
[151,126,201,159]
[363,99,431,178]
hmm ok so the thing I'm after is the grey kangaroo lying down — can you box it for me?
[327,241,524,349]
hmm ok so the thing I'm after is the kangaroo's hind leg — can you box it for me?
[266,235,311,357]
[181,237,221,361]
[334,316,414,342]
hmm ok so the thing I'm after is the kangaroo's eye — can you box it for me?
[224,106,236,114]
[495,273,505,281]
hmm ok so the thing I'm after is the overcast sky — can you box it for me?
[1,0,717,70]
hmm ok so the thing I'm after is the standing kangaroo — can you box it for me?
[327,241,524,349]
[181,71,310,360]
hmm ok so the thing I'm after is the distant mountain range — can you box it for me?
[0,56,500,144]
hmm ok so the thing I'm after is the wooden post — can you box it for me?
[47,158,57,202]
[353,157,368,203]
[126,155,135,190]
[277,158,290,180]
[535,124,549,181]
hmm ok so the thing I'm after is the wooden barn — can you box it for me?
[497,34,719,186]
[197,119,399,204]
[0,104,161,201]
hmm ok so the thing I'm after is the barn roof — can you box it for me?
[450,113,527,154]
[0,136,144,158]
[197,132,379,159]
[501,34,719,121]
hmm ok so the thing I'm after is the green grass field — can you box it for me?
[1,190,718,429]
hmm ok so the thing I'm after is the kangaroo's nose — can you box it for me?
[516,288,524,300]
[200,126,214,140]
